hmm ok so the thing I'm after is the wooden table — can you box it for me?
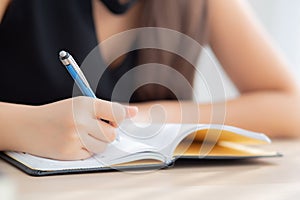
[1,139,300,200]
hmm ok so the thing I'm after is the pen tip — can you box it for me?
[59,50,69,60]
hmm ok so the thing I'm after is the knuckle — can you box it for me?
[73,96,92,109]
[74,96,90,102]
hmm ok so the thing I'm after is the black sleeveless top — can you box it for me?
[0,0,137,105]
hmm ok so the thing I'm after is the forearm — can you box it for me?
[219,91,300,138]
[0,102,33,151]
[133,91,300,138]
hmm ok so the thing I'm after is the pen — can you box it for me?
[59,51,96,98]
[59,50,119,141]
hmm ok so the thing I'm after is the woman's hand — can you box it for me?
[0,97,138,160]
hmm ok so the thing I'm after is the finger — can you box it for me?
[85,119,117,143]
[79,132,108,154]
[109,121,118,128]
[94,100,138,124]
[108,106,138,127]
[94,100,126,123]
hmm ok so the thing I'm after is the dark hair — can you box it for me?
[132,0,209,102]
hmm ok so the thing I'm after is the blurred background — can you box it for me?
[195,0,300,102]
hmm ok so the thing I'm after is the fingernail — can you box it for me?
[125,106,138,118]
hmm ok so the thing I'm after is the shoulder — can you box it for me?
[0,0,11,23]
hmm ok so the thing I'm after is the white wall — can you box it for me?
[194,0,300,103]
[250,0,300,75]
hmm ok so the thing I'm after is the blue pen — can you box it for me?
[59,51,96,98]
[59,50,119,141]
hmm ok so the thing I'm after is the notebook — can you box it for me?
[0,123,280,176]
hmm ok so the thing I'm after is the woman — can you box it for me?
[0,0,299,160]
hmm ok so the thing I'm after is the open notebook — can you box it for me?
[0,123,280,176]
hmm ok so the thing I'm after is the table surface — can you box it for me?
[0,139,300,200]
